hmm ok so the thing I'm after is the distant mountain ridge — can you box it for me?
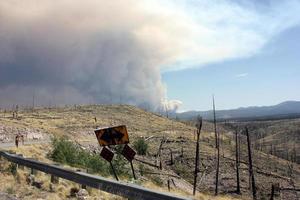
[175,101,300,120]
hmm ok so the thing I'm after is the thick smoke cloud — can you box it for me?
[0,0,168,108]
[1,0,300,110]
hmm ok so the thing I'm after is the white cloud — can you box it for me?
[236,73,249,78]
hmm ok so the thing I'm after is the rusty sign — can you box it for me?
[100,147,114,162]
[95,125,129,146]
[121,144,136,162]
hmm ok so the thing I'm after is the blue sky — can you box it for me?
[162,25,300,111]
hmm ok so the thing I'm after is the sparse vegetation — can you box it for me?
[49,137,132,177]
[0,105,299,200]
[49,137,110,176]
[133,138,148,155]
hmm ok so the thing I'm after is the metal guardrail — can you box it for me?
[0,151,191,200]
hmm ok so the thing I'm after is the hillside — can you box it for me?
[176,101,300,120]
[0,105,299,199]
[222,118,300,164]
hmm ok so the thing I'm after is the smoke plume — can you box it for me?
[1,0,299,110]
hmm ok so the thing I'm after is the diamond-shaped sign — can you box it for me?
[95,125,129,146]
[100,147,114,162]
[121,144,136,162]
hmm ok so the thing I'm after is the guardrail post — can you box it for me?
[30,168,37,175]
[51,174,59,184]
[17,154,24,170]
[29,158,38,175]
[50,163,60,184]
[76,169,87,189]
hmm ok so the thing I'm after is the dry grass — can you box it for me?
[0,105,299,199]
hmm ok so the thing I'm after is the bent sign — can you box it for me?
[121,144,136,162]
[95,125,129,146]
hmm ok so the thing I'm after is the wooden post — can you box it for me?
[168,179,171,191]
[193,116,202,196]
[246,127,257,200]
[235,129,241,194]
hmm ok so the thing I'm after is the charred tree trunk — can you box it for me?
[270,184,275,200]
[193,116,202,196]
[156,138,165,169]
[235,129,241,194]
[246,127,257,200]
[213,95,218,148]
[215,132,220,196]
[213,96,220,196]
[238,129,241,164]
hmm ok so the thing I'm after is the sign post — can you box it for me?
[100,147,118,181]
[95,125,129,146]
[95,125,131,181]
[121,144,137,179]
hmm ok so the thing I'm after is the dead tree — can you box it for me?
[238,129,241,164]
[32,94,35,111]
[235,129,241,194]
[246,127,257,200]
[169,148,174,165]
[15,105,18,119]
[193,116,202,196]
[156,137,165,170]
[270,184,275,200]
[213,95,218,148]
[213,96,220,195]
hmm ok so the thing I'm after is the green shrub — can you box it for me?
[49,137,109,176]
[49,137,132,177]
[133,138,148,155]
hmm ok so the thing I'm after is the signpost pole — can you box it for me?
[95,126,134,182]
[110,162,119,181]
[130,161,136,180]
[121,144,137,180]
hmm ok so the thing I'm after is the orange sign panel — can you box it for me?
[94,125,129,146]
